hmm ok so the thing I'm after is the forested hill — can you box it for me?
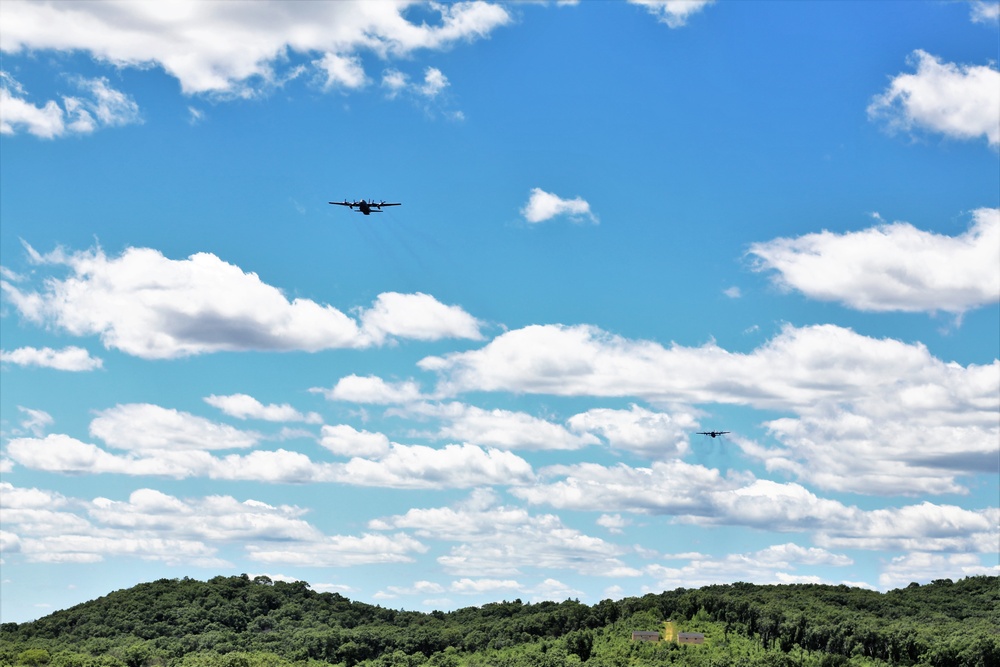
[1,575,997,667]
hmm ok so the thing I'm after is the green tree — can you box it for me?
[16,649,50,667]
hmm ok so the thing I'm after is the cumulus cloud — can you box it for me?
[204,393,322,424]
[6,407,534,489]
[0,72,141,138]
[1,346,103,371]
[646,542,851,591]
[521,188,598,224]
[247,532,427,567]
[336,443,535,489]
[868,51,1000,147]
[319,424,392,458]
[311,374,427,404]
[420,322,998,495]
[371,491,639,577]
[628,0,715,28]
[567,403,696,459]
[0,2,510,98]
[878,552,1000,589]
[399,401,601,451]
[90,404,259,451]
[1,244,482,359]
[359,292,483,344]
[749,208,1000,315]
[514,463,998,554]
[1,483,225,566]
[1,482,435,569]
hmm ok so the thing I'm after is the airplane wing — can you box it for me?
[329,201,355,207]
[377,203,401,207]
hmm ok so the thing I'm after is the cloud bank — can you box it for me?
[1,245,482,359]
[749,208,1000,315]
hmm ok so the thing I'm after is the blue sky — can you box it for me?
[1,0,998,623]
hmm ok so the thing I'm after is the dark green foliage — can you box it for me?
[1,575,996,667]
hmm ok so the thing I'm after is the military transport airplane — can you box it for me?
[697,431,730,438]
[329,199,401,215]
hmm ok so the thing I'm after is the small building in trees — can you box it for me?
[631,631,660,642]
[678,632,705,644]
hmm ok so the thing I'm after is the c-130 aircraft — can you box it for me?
[329,199,401,215]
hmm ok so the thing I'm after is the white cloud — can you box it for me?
[530,578,584,603]
[7,414,534,489]
[311,374,427,404]
[514,462,998,554]
[970,1,1000,24]
[335,443,535,489]
[868,50,1000,147]
[88,489,322,542]
[878,552,1000,589]
[449,577,521,594]
[314,53,367,90]
[372,491,639,577]
[567,404,696,459]
[359,292,483,344]
[645,542,851,591]
[420,322,998,495]
[0,72,140,138]
[1,483,225,567]
[815,504,999,553]
[1,346,103,371]
[204,393,322,424]
[402,401,601,451]
[596,514,631,534]
[15,407,53,437]
[419,67,449,98]
[319,424,392,458]
[628,0,715,28]
[1,245,481,358]
[90,403,259,451]
[2,482,433,569]
[0,2,511,98]
[520,188,598,224]
[749,208,1000,315]
[247,532,427,567]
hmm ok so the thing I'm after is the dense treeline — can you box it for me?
[1,575,997,667]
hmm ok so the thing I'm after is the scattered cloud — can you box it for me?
[878,552,1000,590]
[521,188,598,224]
[645,542,851,591]
[14,407,53,438]
[319,424,392,458]
[567,404,696,459]
[0,72,141,139]
[969,1,1000,25]
[0,2,512,98]
[420,323,998,494]
[90,403,259,451]
[204,394,322,424]
[749,208,1000,315]
[628,0,715,28]
[311,374,427,404]
[868,50,1000,147]
[1,346,103,371]
[371,490,639,577]
[399,401,601,451]
[1,245,482,359]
